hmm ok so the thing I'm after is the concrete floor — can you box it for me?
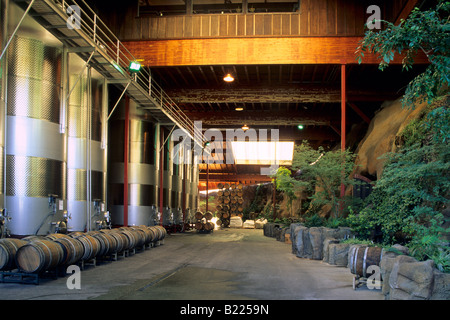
[0,228,383,301]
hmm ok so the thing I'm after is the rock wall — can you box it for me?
[380,247,450,300]
[353,98,428,179]
[290,224,353,260]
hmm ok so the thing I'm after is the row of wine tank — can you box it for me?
[0,226,167,274]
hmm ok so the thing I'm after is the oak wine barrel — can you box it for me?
[75,234,101,261]
[195,222,203,230]
[145,227,157,242]
[151,225,166,240]
[46,233,70,241]
[204,211,213,221]
[136,225,154,245]
[15,239,64,273]
[0,238,28,270]
[349,246,383,278]
[108,230,128,252]
[53,237,85,266]
[129,228,146,247]
[195,211,204,220]
[119,228,138,249]
[204,222,215,231]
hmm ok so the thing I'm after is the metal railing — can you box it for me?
[54,0,204,145]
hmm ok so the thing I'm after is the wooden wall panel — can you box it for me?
[326,0,337,35]
[106,0,410,41]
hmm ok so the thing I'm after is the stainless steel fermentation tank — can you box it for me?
[67,54,107,232]
[0,2,109,236]
[108,98,159,226]
[5,36,66,236]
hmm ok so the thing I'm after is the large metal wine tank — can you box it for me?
[162,127,173,225]
[109,98,158,226]
[67,53,107,232]
[5,36,65,236]
[190,152,199,212]
[171,140,184,225]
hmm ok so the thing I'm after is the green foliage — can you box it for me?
[290,142,357,218]
[355,1,450,109]
[348,102,450,271]
[325,216,349,229]
[273,166,301,212]
[304,214,325,228]
[341,238,377,246]
[245,184,267,216]
[423,100,450,143]
[354,2,450,270]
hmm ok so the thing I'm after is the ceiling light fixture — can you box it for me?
[297,124,304,130]
[223,73,234,82]
[235,107,244,111]
[241,124,249,131]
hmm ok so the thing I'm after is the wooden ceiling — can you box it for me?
[90,0,430,190]
[150,63,426,131]
[152,62,426,190]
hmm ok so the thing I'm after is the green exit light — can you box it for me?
[298,124,304,130]
[129,61,141,73]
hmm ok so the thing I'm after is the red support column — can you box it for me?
[123,96,129,227]
[340,64,346,202]
[341,64,346,152]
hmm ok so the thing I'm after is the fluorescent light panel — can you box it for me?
[230,141,294,165]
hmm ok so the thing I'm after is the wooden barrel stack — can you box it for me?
[216,182,244,228]
[194,211,215,232]
[0,225,167,279]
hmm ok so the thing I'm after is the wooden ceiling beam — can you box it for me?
[184,110,331,126]
[165,85,399,104]
[199,173,273,182]
[124,37,428,67]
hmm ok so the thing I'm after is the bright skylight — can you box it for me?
[230,141,294,165]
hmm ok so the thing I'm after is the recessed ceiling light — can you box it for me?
[241,124,249,131]
[223,74,234,82]
[235,107,244,111]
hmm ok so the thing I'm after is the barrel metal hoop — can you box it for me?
[362,247,369,278]
[40,241,53,271]
[352,247,359,274]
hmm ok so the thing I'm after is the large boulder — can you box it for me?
[353,98,428,179]
[380,245,410,296]
[263,222,280,238]
[292,226,353,260]
[290,223,303,255]
[327,242,352,266]
[380,245,450,300]
[322,239,340,264]
[389,255,435,300]
[431,270,450,300]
